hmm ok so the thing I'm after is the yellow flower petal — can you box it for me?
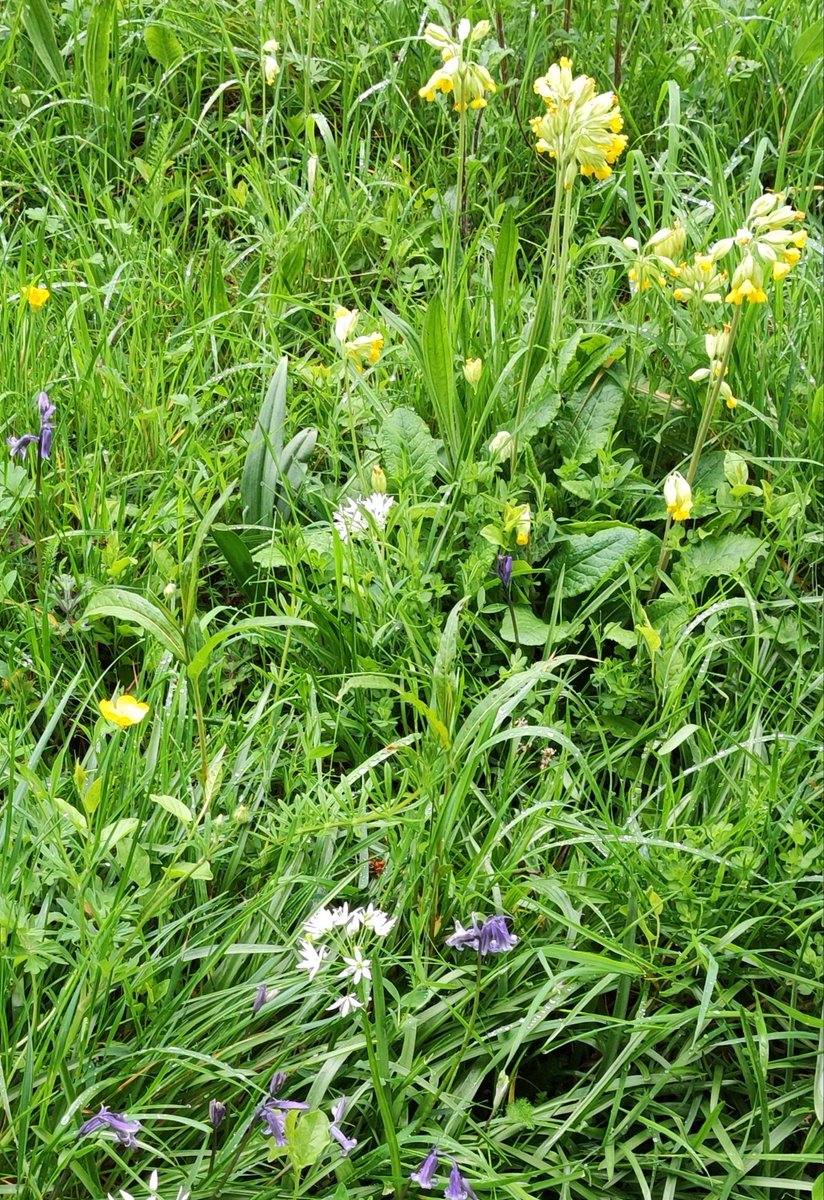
[99,695,150,729]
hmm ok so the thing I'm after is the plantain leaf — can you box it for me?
[22,0,64,83]
[555,377,625,467]
[550,528,655,597]
[378,406,441,491]
[144,22,184,69]
[84,588,186,662]
[84,0,117,109]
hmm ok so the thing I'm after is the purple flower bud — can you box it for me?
[477,914,518,956]
[496,553,513,590]
[77,1105,141,1148]
[443,1161,476,1200]
[209,1099,226,1130]
[7,392,56,460]
[268,1071,287,1097]
[252,983,268,1013]
[7,433,39,458]
[410,1146,440,1188]
[329,1096,357,1157]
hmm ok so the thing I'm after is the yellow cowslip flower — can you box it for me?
[21,284,50,309]
[371,464,387,493]
[99,694,150,729]
[663,471,693,522]
[647,222,686,262]
[332,306,384,369]
[488,429,513,460]
[419,18,496,112]
[710,192,807,297]
[719,380,738,409]
[726,254,767,305]
[671,252,728,304]
[262,38,280,84]
[463,357,483,387]
[530,58,626,185]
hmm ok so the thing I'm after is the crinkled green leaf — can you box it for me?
[378,406,441,489]
[551,528,653,597]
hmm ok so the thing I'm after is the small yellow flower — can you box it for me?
[333,306,360,344]
[663,471,693,522]
[21,284,50,310]
[419,19,496,112]
[371,464,387,493]
[530,59,626,183]
[772,260,792,281]
[463,357,483,388]
[99,694,150,729]
[262,38,280,84]
[719,381,738,409]
[347,331,384,367]
[647,222,686,262]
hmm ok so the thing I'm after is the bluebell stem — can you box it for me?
[410,1146,440,1188]
[252,983,268,1013]
[7,391,55,460]
[443,1160,476,1200]
[496,553,513,591]
[329,1097,357,1157]
[77,1106,141,1148]
[209,1100,226,1130]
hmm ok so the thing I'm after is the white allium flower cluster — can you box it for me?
[332,493,395,543]
[297,903,397,1017]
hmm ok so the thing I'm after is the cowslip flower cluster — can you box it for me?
[622,222,686,293]
[297,902,396,1019]
[332,306,384,368]
[446,913,518,955]
[671,250,729,305]
[77,1106,141,1148]
[410,1147,476,1198]
[8,391,55,460]
[709,192,807,303]
[663,471,692,522]
[262,39,280,84]
[332,493,395,543]
[689,325,738,409]
[99,694,150,729]
[530,57,627,186]
[419,19,496,113]
[108,1171,189,1200]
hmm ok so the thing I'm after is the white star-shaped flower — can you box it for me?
[327,993,364,1017]
[361,904,396,937]
[339,947,371,985]
[296,940,328,981]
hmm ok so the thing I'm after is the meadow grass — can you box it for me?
[0,0,822,1197]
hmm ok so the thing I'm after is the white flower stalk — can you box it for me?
[332,493,395,543]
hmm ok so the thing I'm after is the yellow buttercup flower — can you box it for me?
[419,18,496,112]
[663,471,693,522]
[530,58,627,185]
[99,694,150,729]
[21,284,50,310]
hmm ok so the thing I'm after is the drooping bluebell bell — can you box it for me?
[7,391,55,460]
[257,1074,310,1145]
[77,1105,141,1148]
[252,983,269,1013]
[410,1146,440,1188]
[329,1096,357,1157]
[208,1099,226,1130]
[496,553,513,591]
[446,914,518,956]
[443,1160,476,1200]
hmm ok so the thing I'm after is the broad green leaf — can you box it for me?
[84,588,186,662]
[287,1110,330,1170]
[22,0,64,83]
[378,406,441,490]
[550,528,652,597]
[431,597,467,734]
[500,606,552,647]
[100,818,140,856]
[492,209,519,334]
[683,533,766,578]
[555,378,625,467]
[84,0,117,109]
[520,363,562,439]
[793,17,823,64]
[150,793,193,826]
[53,797,87,833]
[420,295,461,459]
[241,358,288,528]
[144,22,184,68]
[212,526,258,600]
[167,860,213,880]
[116,838,152,889]
[81,777,103,816]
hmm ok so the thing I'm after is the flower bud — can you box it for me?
[371,464,387,493]
[647,220,685,262]
[515,505,531,546]
[463,357,483,388]
[262,39,280,84]
[488,429,513,460]
[663,471,693,522]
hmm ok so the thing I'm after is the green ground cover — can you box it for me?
[0,0,822,1197]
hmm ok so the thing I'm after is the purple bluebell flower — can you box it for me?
[410,1146,440,1188]
[443,1161,476,1200]
[444,918,483,952]
[257,1102,288,1145]
[252,983,268,1013]
[6,391,55,461]
[209,1099,226,1130]
[329,1096,357,1157]
[446,914,518,956]
[478,914,518,955]
[496,553,513,591]
[77,1105,141,1148]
